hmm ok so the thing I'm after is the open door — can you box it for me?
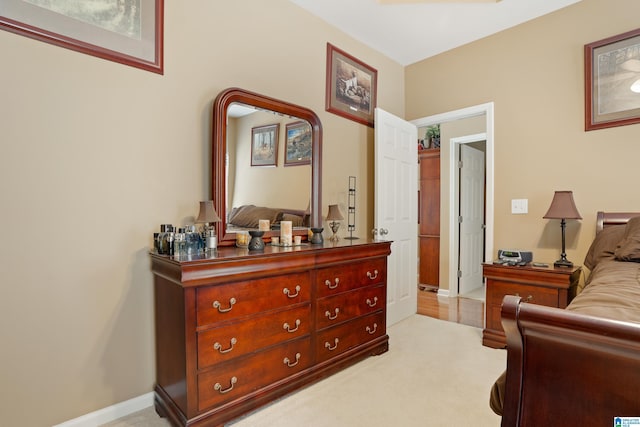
[374,108,418,326]
[458,143,485,296]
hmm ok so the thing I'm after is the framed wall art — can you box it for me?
[585,27,640,131]
[284,121,312,166]
[251,124,279,167]
[0,0,164,74]
[326,43,377,127]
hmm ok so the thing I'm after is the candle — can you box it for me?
[281,220,293,246]
[259,219,270,231]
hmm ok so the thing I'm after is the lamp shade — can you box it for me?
[543,191,582,220]
[326,204,344,221]
[196,200,221,223]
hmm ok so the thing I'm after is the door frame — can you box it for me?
[411,102,494,298]
[451,135,487,297]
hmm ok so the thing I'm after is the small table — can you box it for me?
[482,262,581,348]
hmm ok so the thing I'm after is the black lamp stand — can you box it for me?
[554,218,573,268]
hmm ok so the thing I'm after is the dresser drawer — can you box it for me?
[316,311,386,363]
[316,259,385,297]
[197,272,310,326]
[316,285,385,330]
[197,337,311,411]
[197,304,311,369]
[487,281,559,308]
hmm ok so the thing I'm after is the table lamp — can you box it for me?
[196,200,222,251]
[326,204,344,242]
[543,191,582,267]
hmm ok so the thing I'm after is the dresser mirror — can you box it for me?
[212,87,322,246]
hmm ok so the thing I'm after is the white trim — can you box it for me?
[437,288,450,298]
[448,133,487,298]
[411,102,494,298]
[52,392,154,427]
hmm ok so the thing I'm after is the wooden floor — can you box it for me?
[417,286,485,329]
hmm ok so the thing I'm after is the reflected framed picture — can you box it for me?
[284,121,312,166]
[0,0,164,74]
[585,27,640,131]
[251,124,279,167]
[326,43,377,127]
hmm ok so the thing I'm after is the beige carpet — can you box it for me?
[104,315,506,427]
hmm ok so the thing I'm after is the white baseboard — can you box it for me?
[437,288,450,298]
[52,392,154,427]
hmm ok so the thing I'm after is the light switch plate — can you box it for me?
[511,199,528,214]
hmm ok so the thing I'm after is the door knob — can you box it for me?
[371,228,378,237]
[379,228,389,236]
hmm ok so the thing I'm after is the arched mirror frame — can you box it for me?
[212,87,323,246]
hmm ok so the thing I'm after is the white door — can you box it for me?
[374,108,418,326]
[458,144,485,295]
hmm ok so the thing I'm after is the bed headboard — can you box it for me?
[596,211,640,233]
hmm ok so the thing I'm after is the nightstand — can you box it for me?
[482,263,581,348]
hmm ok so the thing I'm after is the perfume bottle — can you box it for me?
[174,228,186,257]
[185,225,200,255]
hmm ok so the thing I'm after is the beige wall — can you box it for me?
[407,0,640,289]
[0,1,404,425]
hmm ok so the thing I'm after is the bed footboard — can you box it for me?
[501,295,640,426]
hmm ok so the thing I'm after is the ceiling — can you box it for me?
[289,0,582,65]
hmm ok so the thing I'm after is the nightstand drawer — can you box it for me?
[488,281,559,307]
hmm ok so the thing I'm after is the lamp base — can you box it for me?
[553,258,574,268]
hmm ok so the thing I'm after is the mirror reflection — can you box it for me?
[226,103,312,233]
[211,87,322,246]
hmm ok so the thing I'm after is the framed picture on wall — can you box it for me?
[325,43,377,127]
[284,121,312,166]
[251,124,279,167]
[0,0,164,74]
[585,27,640,131]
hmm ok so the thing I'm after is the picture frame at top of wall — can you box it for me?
[0,0,164,74]
[585,27,640,131]
[325,43,377,128]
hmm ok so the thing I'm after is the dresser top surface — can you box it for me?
[151,239,391,265]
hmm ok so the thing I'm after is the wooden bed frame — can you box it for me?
[500,212,640,426]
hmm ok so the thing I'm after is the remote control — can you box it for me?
[532,262,549,268]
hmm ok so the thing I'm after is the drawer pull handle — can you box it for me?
[367,270,379,280]
[213,337,237,354]
[213,297,237,313]
[283,319,301,333]
[325,308,340,320]
[366,323,378,335]
[214,376,237,394]
[325,338,339,351]
[366,297,378,307]
[283,285,301,298]
[515,293,534,302]
[325,278,340,290]
[283,352,301,368]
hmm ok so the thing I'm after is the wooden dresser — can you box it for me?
[150,240,391,427]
